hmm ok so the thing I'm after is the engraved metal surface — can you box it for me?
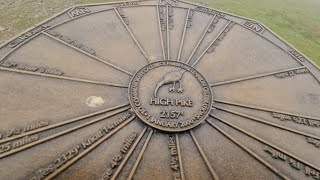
[0,0,319,179]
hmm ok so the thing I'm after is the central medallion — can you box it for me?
[129,61,212,132]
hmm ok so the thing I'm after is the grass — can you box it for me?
[0,0,319,65]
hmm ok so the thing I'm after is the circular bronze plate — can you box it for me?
[0,0,319,180]
[129,61,212,132]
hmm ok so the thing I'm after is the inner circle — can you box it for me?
[129,61,212,132]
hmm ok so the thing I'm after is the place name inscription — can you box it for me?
[159,6,166,31]
[150,98,193,119]
[272,112,320,128]
[289,49,305,62]
[207,16,220,33]
[168,135,181,180]
[306,137,320,148]
[9,25,51,48]
[150,98,193,107]
[46,30,96,56]
[0,121,50,155]
[194,6,225,17]
[0,61,63,76]
[264,146,320,179]
[0,120,49,140]
[168,7,174,29]
[186,10,195,29]
[102,132,137,180]
[29,112,132,180]
[114,1,139,7]
[275,68,309,78]
[116,7,129,25]
[207,22,235,53]
[0,135,39,154]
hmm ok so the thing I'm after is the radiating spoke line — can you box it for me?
[210,66,306,87]
[0,7,73,62]
[1,9,103,65]
[210,114,320,172]
[175,134,185,180]
[189,130,219,180]
[0,103,129,144]
[157,5,166,60]
[111,127,148,180]
[45,115,136,180]
[213,99,320,121]
[186,15,216,64]
[0,106,130,159]
[1,5,150,67]
[42,31,133,76]
[237,23,305,67]
[166,5,170,60]
[191,21,232,67]
[237,22,320,84]
[128,129,154,180]
[206,119,290,180]
[0,66,128,88]
[177,8,190,61]
[213,105,320,141]
[114,7,150,63]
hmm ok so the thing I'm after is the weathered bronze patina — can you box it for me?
[0,0,319,179]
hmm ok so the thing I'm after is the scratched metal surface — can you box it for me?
[0,0,319,180]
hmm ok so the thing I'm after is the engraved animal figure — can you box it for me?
[154,70,187,97]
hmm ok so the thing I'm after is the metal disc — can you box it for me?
[0,0,319,179]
